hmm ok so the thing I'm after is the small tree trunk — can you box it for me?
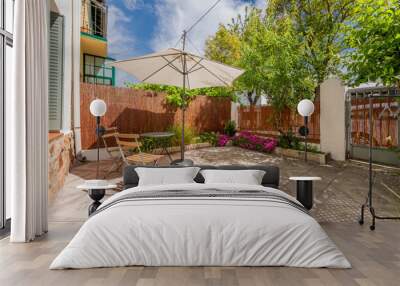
[247,90,257,106]
[314,85,321,101]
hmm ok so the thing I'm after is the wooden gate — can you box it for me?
[346,87,400,166]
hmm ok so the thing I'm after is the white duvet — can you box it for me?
[50,183,351,269]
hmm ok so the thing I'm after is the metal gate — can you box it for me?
[346,86,400,166]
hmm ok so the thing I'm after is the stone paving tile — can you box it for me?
[54,147,400,224]
[186,147,400,223]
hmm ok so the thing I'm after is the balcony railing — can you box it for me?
[81,0,108,39]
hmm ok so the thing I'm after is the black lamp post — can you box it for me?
[89,99,107,178]
[83,98,108,215]
[297,99,315,162]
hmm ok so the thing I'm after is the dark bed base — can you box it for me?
[123,165,280,190]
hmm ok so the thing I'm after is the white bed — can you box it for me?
[50,183,350,269]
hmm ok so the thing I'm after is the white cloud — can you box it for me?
[150,0,266,54]
[123,0,146,10]
[107,5,135,58]
[108,1,267,86]
[107,5,137,86]
[115,70,137,87]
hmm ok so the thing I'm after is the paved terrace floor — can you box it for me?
[1,146,399,286]
[50,146,400,224]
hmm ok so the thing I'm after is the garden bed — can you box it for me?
[211,130,330,164]
[274,147,330,164]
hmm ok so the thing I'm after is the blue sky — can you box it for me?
[107,0,265,86]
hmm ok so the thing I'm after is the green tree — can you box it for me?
[205,7,270,104]
[204,7,314,116]
[204,25,241,66]
[246,13,314,125]
[267,0,355,95]
[205,8,265,105]
[343,0,400,87]
[233,8,267,105]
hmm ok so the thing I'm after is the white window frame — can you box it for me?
[0,0,14,232]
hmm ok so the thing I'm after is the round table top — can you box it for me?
[170,159,194,166]
[289,176,321,181]
[77,180,117,190]
[141,132,175,138]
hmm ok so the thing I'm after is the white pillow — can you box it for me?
[200,169,266,185]
[135,167,201,186]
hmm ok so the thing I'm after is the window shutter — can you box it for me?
[48,12,64,131]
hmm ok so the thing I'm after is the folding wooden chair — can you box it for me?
[116,133,164,166]
[101,127,123,178]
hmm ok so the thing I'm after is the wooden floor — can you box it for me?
[0,221,399,286]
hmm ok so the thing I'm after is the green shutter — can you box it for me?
[48,12,64,131]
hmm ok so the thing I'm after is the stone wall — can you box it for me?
[48,131,75,200]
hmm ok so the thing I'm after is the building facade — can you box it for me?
[46,0,115,198]
[80,0,114,86]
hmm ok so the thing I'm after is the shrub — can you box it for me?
[232,131,277,153]
[277,130,300,149]
[223,120,237,137]
[297,142,321,154]
[217,134,231,147]
[277,130,321,153]
[140,137,156,152]
[140,136,172,152]
[199,132,218,146]
[168,125,196,146]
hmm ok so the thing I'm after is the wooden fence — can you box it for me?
[238,101,321,143]
[80,83,231,149]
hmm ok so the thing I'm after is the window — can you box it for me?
[48,12,64,131]
[83,54,115,86]
[81,0,107,39]
[1,0,14,233]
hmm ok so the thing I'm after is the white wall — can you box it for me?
[320,78,347,161]
[72,0,82,153]
[5,45,12,220]
[50,0,81,152]
[231,101,239,126]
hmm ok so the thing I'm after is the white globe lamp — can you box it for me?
[90,99,107,117]
[297,99,314,117]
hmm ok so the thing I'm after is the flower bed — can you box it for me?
[217,131,278,153]
[214,130,329,164]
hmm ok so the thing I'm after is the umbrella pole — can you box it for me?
[181,108,185,161]
[181,31,187,161]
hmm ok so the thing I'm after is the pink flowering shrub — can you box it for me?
[217,134,231,147]
[232,131,277,153]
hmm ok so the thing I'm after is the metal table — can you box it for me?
[289,177,321,210]
[77,180,117,215]
[141,132,175,162]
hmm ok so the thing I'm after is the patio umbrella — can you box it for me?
[109,37,243,164]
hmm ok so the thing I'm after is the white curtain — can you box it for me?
[9,0,49,242]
